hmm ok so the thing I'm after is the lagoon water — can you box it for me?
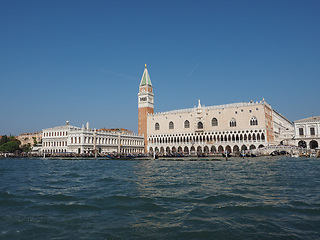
[1,157,320,239]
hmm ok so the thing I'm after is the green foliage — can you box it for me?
[0,141,20,153]
[32,137,38,146]
[8,136,20,145]
[0,135,21,153]
[22,143,32,153]
[0,135,8,145]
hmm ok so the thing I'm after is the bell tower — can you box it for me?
[138,64,154,152]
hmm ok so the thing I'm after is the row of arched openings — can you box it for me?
[298,140,319,149]
[150,144,265,154]
[149,133,265,144]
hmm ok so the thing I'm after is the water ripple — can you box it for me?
[0,157,320,239]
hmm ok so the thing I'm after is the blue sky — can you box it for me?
[1,0,319,136]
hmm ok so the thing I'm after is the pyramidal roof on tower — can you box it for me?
[140,64,152,86]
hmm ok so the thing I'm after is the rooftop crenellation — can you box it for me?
[151,100,270,116]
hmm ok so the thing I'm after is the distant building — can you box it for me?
[139,66,294,154]
[16,132,42,147]
[42,121,144,154]
[294,116,320,149]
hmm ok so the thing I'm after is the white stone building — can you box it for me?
[42,121,144,154]
[147,99,294,155]
[294,116,320,149]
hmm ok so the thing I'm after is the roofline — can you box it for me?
[151,100,270,116]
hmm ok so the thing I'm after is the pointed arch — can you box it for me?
[250,117,258,126]
[184,146,189,154]
[204,146,209,153]
[166,147,171,154]
[197,146,202,153]
[233,145,240,153]
[211,146,217,153]
[226,145,232,153]
[241,145,247,151]
[190,146,195,154]
[230,118,237,127]
[212,118,218,126]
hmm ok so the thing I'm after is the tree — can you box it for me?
[32,137,38,146]
[0,141,20,153]
[22,143,32,153]
[8,136,20,145]
[0,135,8,146]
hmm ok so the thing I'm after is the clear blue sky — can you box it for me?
[1,0,319,136]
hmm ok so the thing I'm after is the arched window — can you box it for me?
[198,122,203,129]
[230,118,236,127]
[155,122,160,130]
[212,118,218,126]
[184,120,190,128]
[169,121,174,129]
[250,117,258,126]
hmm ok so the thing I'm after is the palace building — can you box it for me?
[42,121,144,154]
[139,65,294,155]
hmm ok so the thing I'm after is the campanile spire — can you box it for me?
[139,64,152,87]
[138,64,154,152]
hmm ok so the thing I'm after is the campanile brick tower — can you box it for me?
[138,64,154,152]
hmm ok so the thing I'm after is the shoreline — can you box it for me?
[1,155,319,161]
